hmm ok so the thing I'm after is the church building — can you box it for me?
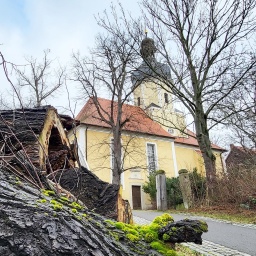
[72,37,225,210]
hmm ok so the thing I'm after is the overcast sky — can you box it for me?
[0,1,237,148]
[0,0,141,113]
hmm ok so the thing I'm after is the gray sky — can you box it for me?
[0,0,140,113]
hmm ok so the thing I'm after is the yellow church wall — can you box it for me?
[175,144,224,176]
[83,127,175,209]
[86,129,113,183]
[134,81,158,107]
[72,125,224,210]
[151,108,186,137]
[134,81,186,138]
[120,133,175,209]
[134,81,173,110]
[175,145,205,174]
[120,133,175,177]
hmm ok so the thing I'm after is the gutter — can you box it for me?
[85,126,88,160]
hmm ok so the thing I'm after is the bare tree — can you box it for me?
[123,0,256,194]
[80,0,256,194]
[226,70,256,148]
[72,25,139,185]
[15,49,65,107]
[97,0,256,193]
[0,93,10,109]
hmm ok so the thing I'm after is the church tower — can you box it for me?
[131,36,186,137]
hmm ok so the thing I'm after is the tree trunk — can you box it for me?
[54,166,120,220]
[194,110,217,198]
[112,127,122,185]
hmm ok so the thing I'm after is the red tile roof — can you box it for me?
[229,144,256,153]
[76,97,225,151]
[174,129,225,151]
[226,144,256,168]
[76,97,174,139]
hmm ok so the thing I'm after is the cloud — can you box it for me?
[0,0,141,113]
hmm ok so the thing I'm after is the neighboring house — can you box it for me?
[72,37,225,210]
[225,144,256,170]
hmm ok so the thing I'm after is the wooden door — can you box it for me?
[132,186,142,210]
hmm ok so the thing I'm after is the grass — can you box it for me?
[168,205,256,225]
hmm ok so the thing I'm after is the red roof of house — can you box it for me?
[76,97,225,151]
[225,144,256,167]
[229,144,256,153]
[76,97,174,139]
[174,129,225,151]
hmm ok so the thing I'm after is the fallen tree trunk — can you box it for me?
[53,167,132,223]
[0,106,207,255]
[0,106,132,223]
[0,167,161,256]
[0,107,76,173]
[158,219,208,245]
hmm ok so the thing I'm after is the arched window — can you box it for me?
[138,97,141,106]
[164,93,169,103]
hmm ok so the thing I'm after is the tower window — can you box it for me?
[164,93,169,103]
[138,97,141,106]
[168,128,174,134]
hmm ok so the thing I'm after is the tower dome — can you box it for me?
[131,37,170,86]
[140,37,157,60]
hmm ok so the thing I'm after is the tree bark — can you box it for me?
[112,126,123,185]
[0,167,161,256]
[54,166,120,220]
[194,110,216,197]
[159,219,208,245]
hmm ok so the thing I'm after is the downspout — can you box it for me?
[171,141,179,177]
[85,126,88,161]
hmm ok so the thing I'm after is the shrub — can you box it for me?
[142,170,183,208]
[142,171,158,200]
[189,168,207,203]
[166,177,183,208]
[212,166,256,208]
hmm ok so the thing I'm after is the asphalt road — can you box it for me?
[133,210,256,256]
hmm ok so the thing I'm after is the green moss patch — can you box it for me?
[105,213,178,255]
